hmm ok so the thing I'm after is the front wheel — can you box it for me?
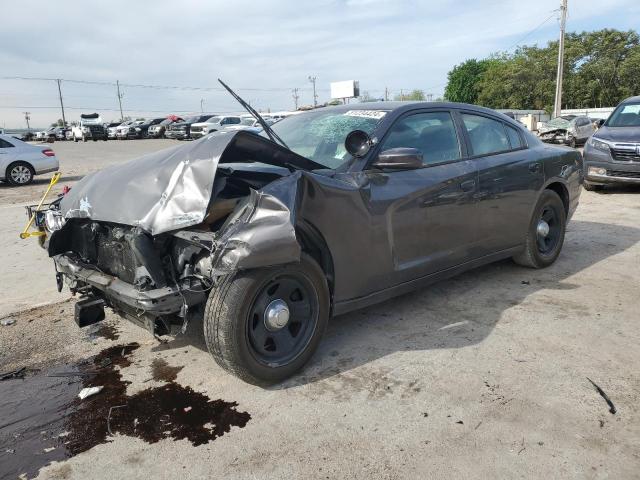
[513,189,566,268]
[204,254,329,385]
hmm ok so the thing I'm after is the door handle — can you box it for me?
[459,180,476,192]
[529,162,541,173]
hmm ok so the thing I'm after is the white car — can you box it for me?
[115,120,139,139]
[0,134,59,185]
[224,116,275,133]
[190,115,242,139]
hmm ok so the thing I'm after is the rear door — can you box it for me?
[459,112,543,254]
[364,110,479,285]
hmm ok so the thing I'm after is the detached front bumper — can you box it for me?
[55,254,205,316]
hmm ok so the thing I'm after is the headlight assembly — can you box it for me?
[44,210,66,232]
[587,137,611,152]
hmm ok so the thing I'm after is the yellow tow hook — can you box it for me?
[19,172,62,239]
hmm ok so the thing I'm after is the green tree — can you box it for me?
[448,28,640,111]
[444,59,493,103]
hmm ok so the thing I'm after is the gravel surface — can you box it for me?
[0,140,638,479]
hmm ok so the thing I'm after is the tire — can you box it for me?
[584,182,603,192]
[513,189,567,269]
[92,138,97,142]
[74,135,78,143]
[569,137,576,148]
[82,135,87,142]
[204,254,329,385]
[6,161,35,186]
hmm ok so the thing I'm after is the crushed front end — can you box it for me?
[34,131,311,336]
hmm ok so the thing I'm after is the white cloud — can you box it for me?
[1,0,637,127]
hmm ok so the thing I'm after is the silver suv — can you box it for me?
[190,116,242,139]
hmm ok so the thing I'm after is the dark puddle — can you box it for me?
[0,344,251,479]
[88,323,120,341]
[151,358,183,382]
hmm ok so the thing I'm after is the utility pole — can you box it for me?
[56,79,66,126]
[400,89,404,101]
[116,80,125,120]
[308,76,318,107]
[23,112,31,131]
[553,0,568,119]
[384,86,389,101]
[292,88,300,110]
[200,98,205,113]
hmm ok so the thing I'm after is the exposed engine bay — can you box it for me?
[43,131,315,335]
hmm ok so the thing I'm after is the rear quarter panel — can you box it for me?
[540,143,583,219]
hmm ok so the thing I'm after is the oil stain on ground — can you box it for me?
[0,344,251,479]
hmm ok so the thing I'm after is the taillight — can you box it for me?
[42,149,55,157]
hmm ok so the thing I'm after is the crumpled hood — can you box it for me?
[59,130,322,235]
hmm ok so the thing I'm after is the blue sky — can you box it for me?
[1,0,639,128]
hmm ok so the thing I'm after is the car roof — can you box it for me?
[620,95,640,104]
[306,101,518,117]
[0,134,29,147]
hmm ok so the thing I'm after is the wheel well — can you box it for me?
[295,221,334,299]
[546,182,569,216]
[6,161,34,177]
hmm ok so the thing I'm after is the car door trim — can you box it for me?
[332,245,522,316]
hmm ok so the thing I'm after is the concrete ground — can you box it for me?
[1,141,639,479]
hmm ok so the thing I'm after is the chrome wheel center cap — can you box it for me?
[537,220,550,238]
[264,299,290,331]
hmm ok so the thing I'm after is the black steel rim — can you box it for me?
[537,205,561,255]
[246,274,318,367]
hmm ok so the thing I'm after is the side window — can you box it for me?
[0,138,15,148]
[380,112,461,165]
[462,114,510,156]
[231,117,241,124]
[505,124,523,149]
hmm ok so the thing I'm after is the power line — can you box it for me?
[504,9,560,52]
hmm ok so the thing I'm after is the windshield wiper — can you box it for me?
[218,79,289,150]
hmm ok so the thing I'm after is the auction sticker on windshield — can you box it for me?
[344,110,387,120]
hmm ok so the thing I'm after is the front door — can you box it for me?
[364,110,479,287]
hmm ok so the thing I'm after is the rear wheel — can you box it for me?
[204,254,329,385]
[6,162,34,186]
[513,189,566,268]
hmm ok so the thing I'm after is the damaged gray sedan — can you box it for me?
[33,101,582,384]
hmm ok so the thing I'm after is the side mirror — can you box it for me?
[345,130,372,157]
[372,148,423,170]
[596,119,605,128]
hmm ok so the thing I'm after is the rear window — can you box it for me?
[0,138,15,148]
[462,114,510,156]
[505,124,524,149]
